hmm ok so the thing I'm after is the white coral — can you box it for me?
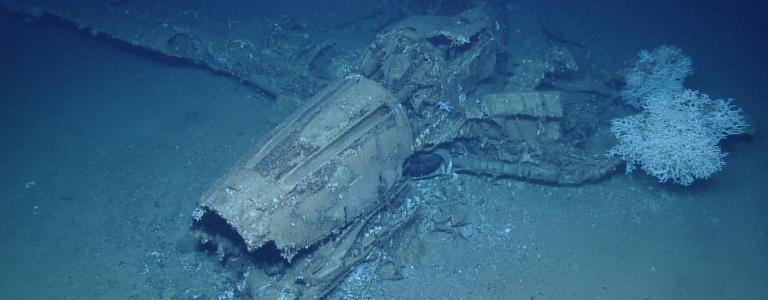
[621,45,693,108]
[609,89,746,185]
[609,46,748,186]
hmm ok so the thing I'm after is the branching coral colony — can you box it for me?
[608,46,749,186]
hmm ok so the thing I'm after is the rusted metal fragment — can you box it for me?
[466,91,564,142]
[451,145,619,185]
[468,92,563,119]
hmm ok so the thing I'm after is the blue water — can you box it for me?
[1,1,766,299]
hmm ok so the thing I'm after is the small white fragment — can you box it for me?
[191,207,206,221]
[436,101,453,112]
[225,186,237,195]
